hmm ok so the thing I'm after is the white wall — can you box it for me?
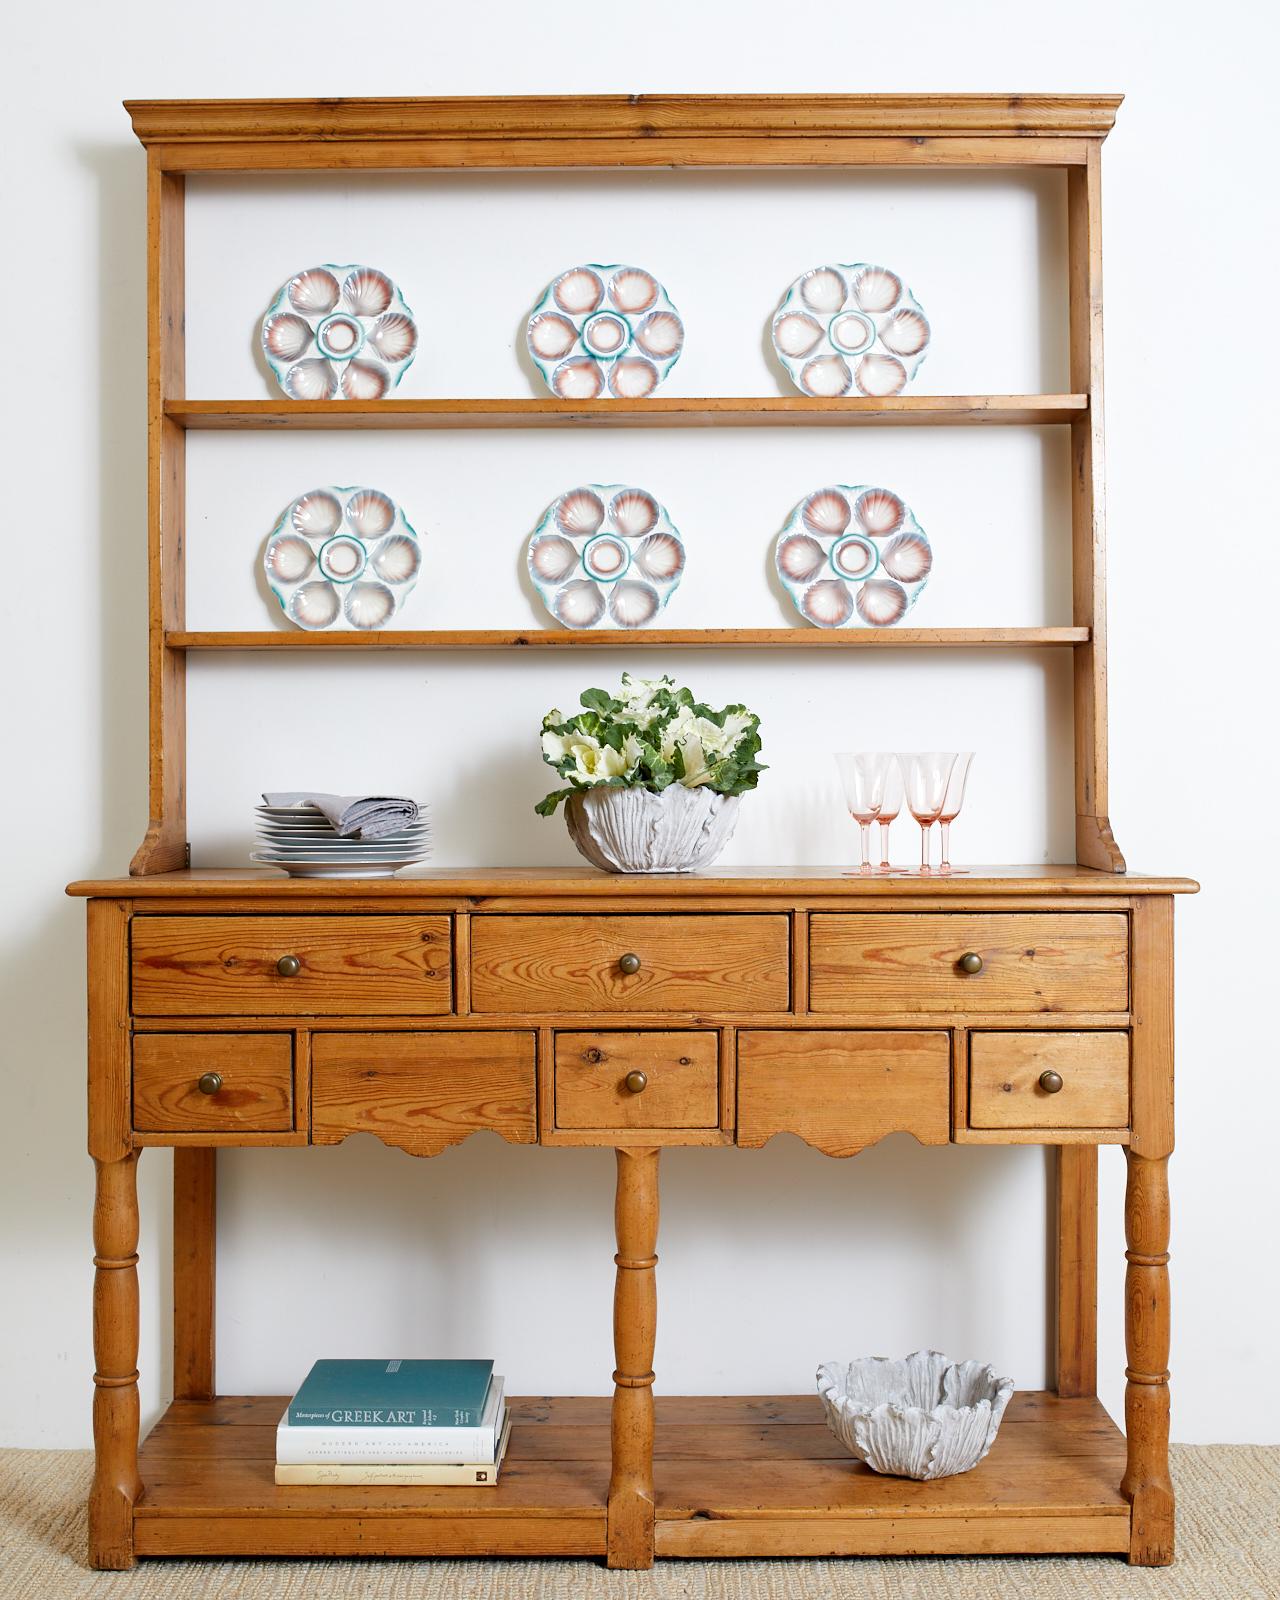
[2,0,1276,1448]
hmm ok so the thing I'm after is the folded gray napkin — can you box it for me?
[262,792,422,842]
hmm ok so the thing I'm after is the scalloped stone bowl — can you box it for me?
[564,785,741,874]
[817,1350,1015,1481]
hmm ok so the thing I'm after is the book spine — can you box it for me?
[276,1425,497,1464]
[275,1462,499,1486]
[287,1404,486,1427]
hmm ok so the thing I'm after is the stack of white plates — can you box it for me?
[251,804,432,879]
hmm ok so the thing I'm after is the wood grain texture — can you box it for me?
[608,1148,659,1569]
[1122,1151,1173,1565]
[87,900,132,1163]
[166,395,1089,430]
[554,1033,718,1130]
[167,627,1090,652]
[471,914,790,1015]
[131,915,452,1016]
[311,1032,536,1156]
[1130,896,1175,1160]
[134,1035,293,1133]
[968,1032,1129,1129]
[810,913,1129,1015]
[737,1031,950,1157]
[1056,1145,1098,1397]
[90,1152,142,1569]
[172,1149,215,1400]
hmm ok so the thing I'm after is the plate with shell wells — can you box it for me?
[772,265,930,398]
[264,486,422,631]
[526,266,684,399]
[528,484,685,629]
[261,265,418,399]
[775,485,932,628]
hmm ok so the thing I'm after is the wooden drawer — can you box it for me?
[555,1033,719,1129]
[969,1032,1130,1129]
[809,914,1128,1015]
[738,1031,950,1156]
[133,1034,293,1133]
[311,1033,536,1155]
[470,915,789,1015]
[131,916,452,1016]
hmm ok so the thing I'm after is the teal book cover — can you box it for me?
[288,1359,495,1427]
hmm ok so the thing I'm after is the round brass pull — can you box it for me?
[1039,1070,1065,1095]
[624,1070,648,1094]
[618,952,641,976]
[197,1072,222,1096]
[276,954,301,977]
[958,952,984,975]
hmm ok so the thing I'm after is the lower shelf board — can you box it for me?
[132,1391,1131,1560]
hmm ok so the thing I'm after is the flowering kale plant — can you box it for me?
[536,674,765,816]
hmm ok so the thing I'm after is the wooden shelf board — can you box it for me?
[168,627,1089,652]
[167,396,1086,430]
[132,1392,1128,1559]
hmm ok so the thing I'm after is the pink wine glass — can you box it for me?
[896,752,957,874]
[938,752,974,872]
[835,753,903,874]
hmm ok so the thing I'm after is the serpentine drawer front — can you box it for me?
[133,1033,293,1133]
[131,916,453,1016]
[809,914,1129,1014]
[470,915,790,1014]
[555,1032,719,1129]
[969,1032,1131,1129]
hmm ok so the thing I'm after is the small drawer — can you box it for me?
[809,914,1128,1015]
[555,1032,719,1129]
[133,1034,293,1133]
[969,1032,1130,1129]
[470,915,789,1015]
[312,1032,537,1155]
[131,916,452,1016]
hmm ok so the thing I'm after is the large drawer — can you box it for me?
[470,915,790,1015]
[311,1032,537,1154]
[809,914,1128,1015]
[133,1033,294,1133]
[131,916,453,1016]
[554,1032,719,1129]
[969,1032,1130,1129]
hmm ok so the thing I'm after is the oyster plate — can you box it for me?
[771,264,930,398]
[261,264,418,400]
[775,484,932,629]
[528,484,685,630]
[526,265,684,399]
[263,486,422,632]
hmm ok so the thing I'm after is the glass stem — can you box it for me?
[939,820,952,871]
[919,820,932,873]
[858,820,872,873]
[878,820,892,871]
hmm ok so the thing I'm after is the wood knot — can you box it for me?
[584,1048,605,1065]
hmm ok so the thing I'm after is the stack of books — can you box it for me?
[275,1359,510,1486]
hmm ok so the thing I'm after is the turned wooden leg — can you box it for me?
[90,1151,142,1569]
[1121,1150,1173,1566]
[606,1147,659,1570]
[173,1148,216,1400]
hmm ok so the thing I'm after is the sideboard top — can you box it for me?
[67,865,1196,900]
[123,94,1122,150]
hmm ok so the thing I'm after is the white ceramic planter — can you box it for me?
[564,785,741,874]
[817,1350,1015,1481]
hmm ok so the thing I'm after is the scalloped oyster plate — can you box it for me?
[260,264,418,400]
[775,484,932,629]
[262,486,422,632]
[526,265,684,399]
[527,484,685,630]
[771,264,930,397]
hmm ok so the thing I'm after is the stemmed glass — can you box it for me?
[937,752,974,873]
[896,752,958,874]
[835,754,904,874]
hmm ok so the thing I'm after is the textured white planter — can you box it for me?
[817,1350,1015,1481]
[564,785,741,874]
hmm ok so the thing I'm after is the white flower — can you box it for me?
[678,732,712,787]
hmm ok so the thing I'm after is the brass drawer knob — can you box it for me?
[197,1072,223,1096]
[276,954,301,977]
[1038,1070,1064,1094]
[958,952,984,974]
[624,1070,648,1094]
[618,952,641,975]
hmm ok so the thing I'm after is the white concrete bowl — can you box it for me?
[564,785,741,873]
[817,1350,1015,1481]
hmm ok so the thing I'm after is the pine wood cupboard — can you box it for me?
[71,93,1198,1574]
